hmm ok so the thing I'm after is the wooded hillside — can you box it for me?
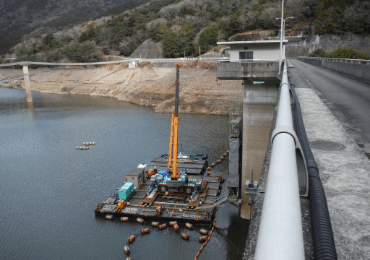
[0,0,148,54]
[2,0,370,63]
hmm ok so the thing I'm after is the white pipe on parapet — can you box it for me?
[254,62,305,260]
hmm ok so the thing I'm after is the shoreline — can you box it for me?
[0,64,243,115]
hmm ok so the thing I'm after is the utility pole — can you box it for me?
[276,15,294,74]
[279,0,284,74]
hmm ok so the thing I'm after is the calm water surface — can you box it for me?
[0,88,249,260]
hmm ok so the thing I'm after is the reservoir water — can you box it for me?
[0,88,249,260]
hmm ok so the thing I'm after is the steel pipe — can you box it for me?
[254,62,304,260]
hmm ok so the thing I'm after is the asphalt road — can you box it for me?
[288,59,370,155]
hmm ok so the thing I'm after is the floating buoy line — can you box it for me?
[120,215,218,260]
[76,142,96,150]
[194,207,219,260]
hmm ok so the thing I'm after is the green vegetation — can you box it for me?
[78,25,97,43]
[329,47,370,59]
[314,0,370,35]
[43,33,60,48]
[308,47,370,59]
[61,43,100,62]
[198,25,219,54]
[4,0,370,62]
[0,0,151,55]
[308,48,327,57]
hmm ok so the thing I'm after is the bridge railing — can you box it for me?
[298,56,370,82]
[298,56,370,65]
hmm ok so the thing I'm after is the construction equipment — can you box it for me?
[148,170,204,195]
[167,64,181,180]
[146,169,155,179]
[146,65,205,195]
[118,182,134,200]
[114,200,127,213]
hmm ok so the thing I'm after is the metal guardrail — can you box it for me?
[138,57,197,62]
[0,57,230,68]
[217,59,279,63]
[254,62,305,260]
[200,57,229,60]
[139,57,229,62]
[298,56,370,65]
[0,60,131,67]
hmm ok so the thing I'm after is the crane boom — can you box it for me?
[167,64,180,180]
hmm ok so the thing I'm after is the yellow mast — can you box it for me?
[168,64,180,180]
[167,115,174,171]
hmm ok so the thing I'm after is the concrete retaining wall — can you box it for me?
[298,57,370,81]
[286,46,312,59]
[286,33,370,58]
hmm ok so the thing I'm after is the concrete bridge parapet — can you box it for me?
[217,61,280,80]
[298,56,370,81]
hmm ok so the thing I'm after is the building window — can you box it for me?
[239,51,253,60]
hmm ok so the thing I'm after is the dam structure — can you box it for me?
[217,39,283,219]
[217,38,345,260]
[220,46,370,259]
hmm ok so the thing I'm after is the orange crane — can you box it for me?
[148,64,204,195]
[167,64,181,180]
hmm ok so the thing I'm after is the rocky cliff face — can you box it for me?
[130,39,164,59]
[286,33,370,58]
[0,0,146,54]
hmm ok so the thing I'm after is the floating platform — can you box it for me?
[95,157,224,225]
[147,157,208,175]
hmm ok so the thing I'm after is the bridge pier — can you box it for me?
[22,65,33,103]
[240,80,278,219]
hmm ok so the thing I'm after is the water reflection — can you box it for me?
[27,102,36,120]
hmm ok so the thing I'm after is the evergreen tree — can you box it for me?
[163,31,180,58]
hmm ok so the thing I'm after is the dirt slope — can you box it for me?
[0,62,243,115]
